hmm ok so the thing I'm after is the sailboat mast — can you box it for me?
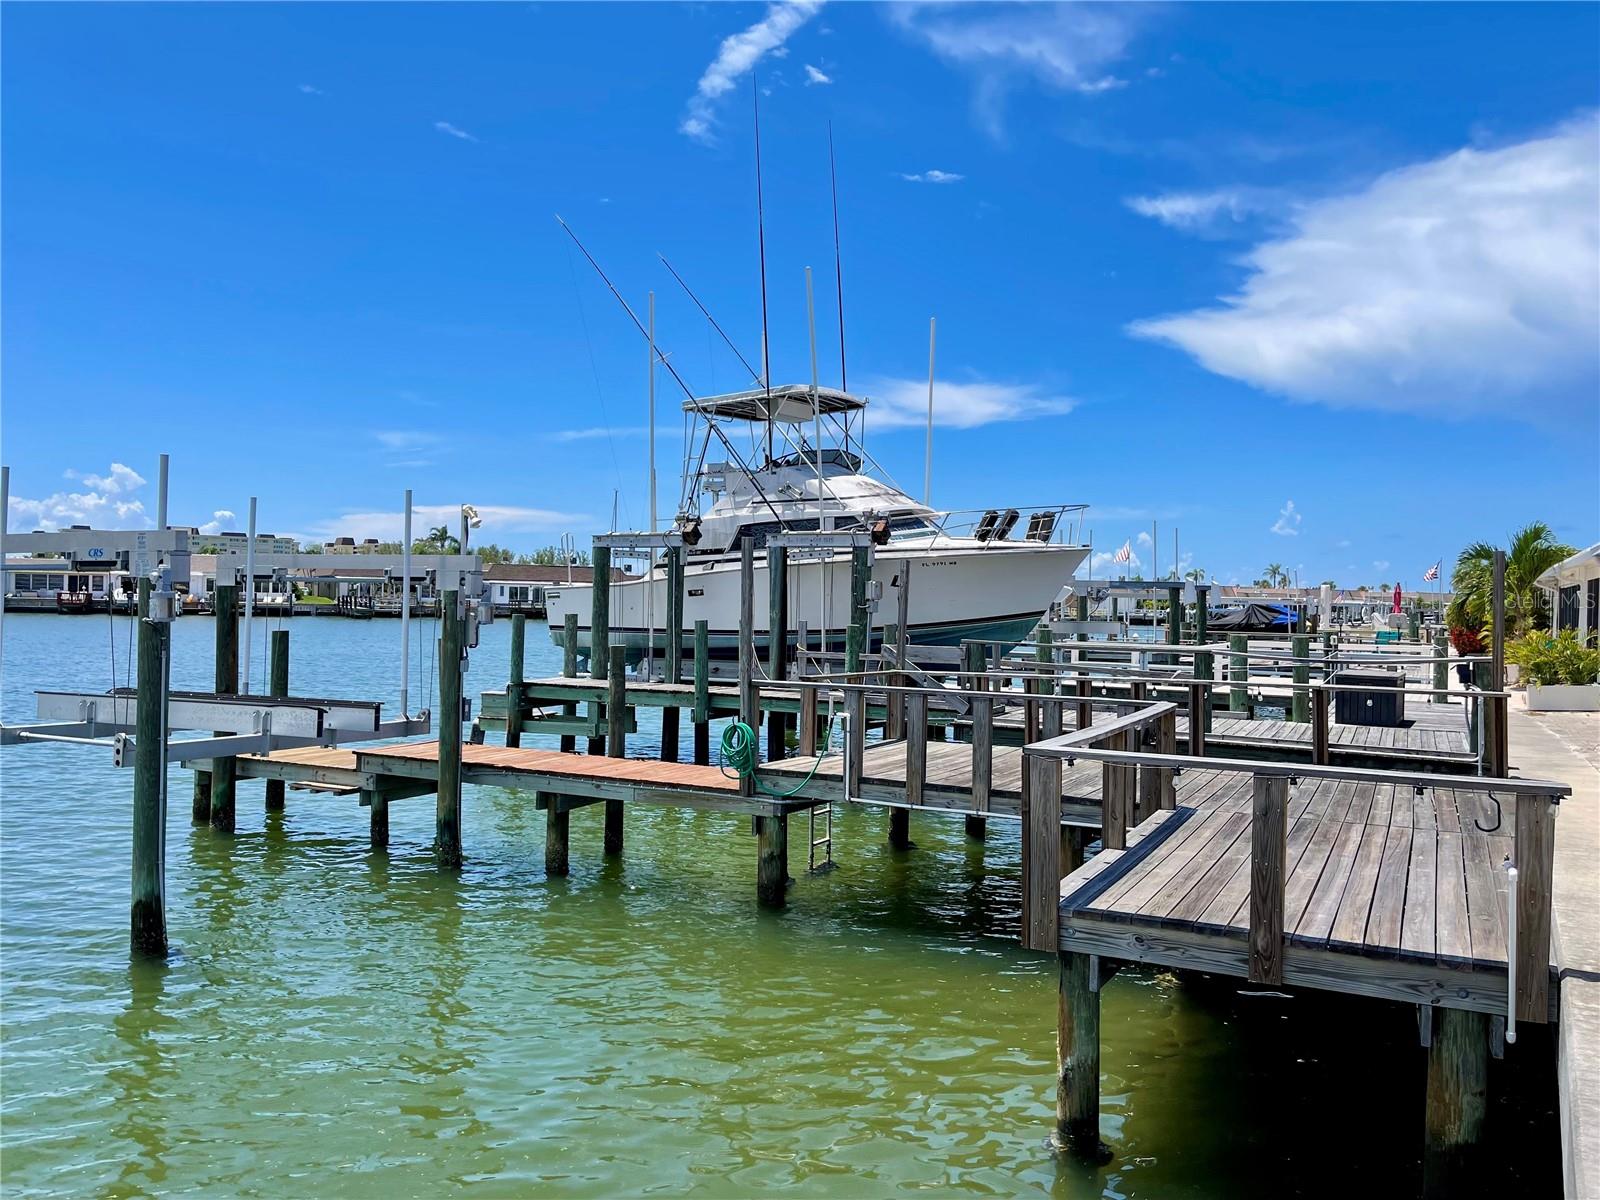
[754,78,773,465]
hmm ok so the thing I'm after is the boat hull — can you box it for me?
[544,542,1087,663]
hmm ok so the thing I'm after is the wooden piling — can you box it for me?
[603,643,627,855]
[1229,634,1248,712]
[265,629,289,810]
[1188,683,1207,757]
[845,544,870,677]
[504,612,526,749]
[889,807,911,851]
[1166,584,1182,664]
[1514,794,1555,1023]
[1423,1008,1488,1198]
[905,691,928,809]
[130,577,167,958]
[1312,685,1331,764]
[206,582,239,829]
[971,686,993,816]
[588,544,612,757]
[1193,586,1212,733]
[1021,753,1061,949]
[368,789,388,850]
[661,545,684,762]
[1055,951,1104,1160]
[1291,633,1311,724]
[560,612,578,755]
[845,688,864,797]
[756,814,788,907]
[1060,826,1084,876]
[1432,628,1449,705]
[886,571,911,740]
[542,792,570,877]
[738,537,758,800]
[1101,730,1136,851]
[436,589,464,868]
[1248,773,1289,985]
[767,543,788,761]
[692,618,710,765]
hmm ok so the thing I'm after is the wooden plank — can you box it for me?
[1464,832,1507,966]
[1283,815,1342,932]
[1248,775,1289,984]
[1399,830,1438,959]
[971,694,993,813]
[1434,831,1474,966]
[1293,820,1365,945]
[1096,807,1243,917]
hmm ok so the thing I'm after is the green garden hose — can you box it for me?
[719,718,835,798]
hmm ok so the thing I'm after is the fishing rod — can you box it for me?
[658,253,764,389]
[556,214,790,530]
[829,121,847,395]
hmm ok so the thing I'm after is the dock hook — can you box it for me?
[1474,791,1504,834]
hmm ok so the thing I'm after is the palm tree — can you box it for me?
[1451,521,1575,635]
[423,525,460,553]
[1185,567,1206,583]
[1263,562,1288,588]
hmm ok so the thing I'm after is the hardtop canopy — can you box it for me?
[683,384,866,423]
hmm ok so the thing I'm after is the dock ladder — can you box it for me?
[808,800,835,873]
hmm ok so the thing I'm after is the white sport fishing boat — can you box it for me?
[544,384,1089,662]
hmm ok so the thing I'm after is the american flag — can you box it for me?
[1423,560,1440,582]
[1113,540,1132,564]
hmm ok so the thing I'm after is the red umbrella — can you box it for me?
[1392,583,1402,614]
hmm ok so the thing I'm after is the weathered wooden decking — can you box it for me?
[236,740,820,815]
[1056,774,1556,1017]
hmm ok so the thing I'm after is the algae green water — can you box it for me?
[0,614,1560,1197]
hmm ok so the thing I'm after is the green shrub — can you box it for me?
[1506,630,1600,687]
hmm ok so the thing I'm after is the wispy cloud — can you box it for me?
[681,1,825,143]
[298,83,324,95]
[1373,560,1391,573]
[1125,187,1275,234]
[9,462,150,531]
[310,504,588,544]
[547,426,650,443]
[1091,547,1142,573]
[373,430,440,452]
[1270,500,1302,537]
[888,2,1147,138]
[804,63,832,85]
[198,509,235,536]
[861,376,1075,429]
[434,120,478,143]
[1129,113,1600,417]
[900,169,964,184]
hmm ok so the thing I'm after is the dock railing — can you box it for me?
[1020,724,1567,1025]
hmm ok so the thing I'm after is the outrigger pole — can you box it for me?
[754,76,774,465]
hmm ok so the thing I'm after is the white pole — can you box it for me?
[1,465,9,674]
[1173,527,1178,581]
[157,454,169,532]
[242,496,257,695]
[807,266,824,657]
[401,488,412,717]
[924,317,936,507]
[647,291,657,677]
[1152,521,1158,581]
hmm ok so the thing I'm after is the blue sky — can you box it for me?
[4,2,1597,587]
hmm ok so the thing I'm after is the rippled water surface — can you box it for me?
[1,614,1560,1196]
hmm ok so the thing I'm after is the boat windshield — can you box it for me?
[769,448,861,473]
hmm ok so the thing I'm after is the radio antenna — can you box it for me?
[829,122,846,395]
[754,76,773,465]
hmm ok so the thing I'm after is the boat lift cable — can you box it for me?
[556,215,790,531]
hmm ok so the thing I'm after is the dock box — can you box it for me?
[1333,669,1406,727]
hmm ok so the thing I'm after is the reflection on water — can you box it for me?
[1,615,1560,1196]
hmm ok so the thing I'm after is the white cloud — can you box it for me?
[1135,530,1153,547]
[1125,188,1273,234]
[434,121,478,142]
[681,1,825,143]
[311,504,589,544]
[298,83,324,95]
[547,426,650,442]
[804,63,832,85]
[198,510,236,537]
[1129,115,1600,416]
[10,462,150,531]
[860,377,1075,429]
[373,430,440,451]
[1270,500,1302,537]
[1091,548,1142,573]
[888,2,1145,137]
[900,169,965,184]
[1373,560,1391,572]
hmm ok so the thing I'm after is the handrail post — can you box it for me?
[1021,748,1061,951]
[905,690,928,809]
[1312,683,1330,765]
[971,690,993,814]
[1187,683,1206,757]
[1291,633,1311,723]
[1513,792,1556,1024]
[1248,772,1289,984]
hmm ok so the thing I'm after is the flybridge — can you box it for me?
[684,384,866,423]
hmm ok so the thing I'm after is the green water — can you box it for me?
[0,614,1560,1197]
